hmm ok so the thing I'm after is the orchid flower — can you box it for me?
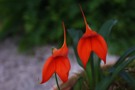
[40,22,71,84]
[77,5,108,68]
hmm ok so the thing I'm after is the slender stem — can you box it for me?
[90,52,95,89]
[55,73,60,90]
[85,60,92,89]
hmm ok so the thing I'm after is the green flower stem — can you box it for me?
[90,53,95,80]
[85,60,93,89]
[93,54,102,87]
[55,73,60,90]
[94,58,101,86]
[85,52,94,89]
[90,53,95,89]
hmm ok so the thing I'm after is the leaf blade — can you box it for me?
[99,19,117,40]
[67,29,83,66]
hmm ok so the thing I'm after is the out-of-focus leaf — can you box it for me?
[93,57,102,85]
[120,71,135,89]
[85,60,93,89]
[67,29,83,46]
[112,56,135,78]
[67,29,83,66]
[96,56,135,90]
[73,77,83,90]
[95,77,111,90]
[114,47,135,67]
[84,53,96,90]
[99,19,117,40]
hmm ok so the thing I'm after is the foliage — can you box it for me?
[68,19,135,90]
[0,0,135,53]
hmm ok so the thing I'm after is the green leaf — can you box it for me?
[93,57,102,85]
[112,56,135,78]
[85,59,93,89]
[120,71,135,89]
[95,77,111,90]
[67,29,83,46]
[67,29,83,66]
[99,19,117,40]
[73,77,83,90]
[114,47,135,67]
[96,56,135,90]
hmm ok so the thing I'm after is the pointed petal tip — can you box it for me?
[104,60,106,64]
[103,58,106,64]
[37,78,43,84]
[102,51,107,65]
[39,81,44,84]
[62,21,67,47]
[78,5,92,34]
[62,21,65,31]
[82,60,87,69]
[62,77,68,83]
[83,65,87,69]
[38,80,45,84]
[62,21,65,27]
[39,77,48,84]
[78,4,87,26]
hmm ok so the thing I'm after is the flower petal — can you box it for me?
[52,46,68,57]
[77,37,91,68]
[40,56,55,84]
[83,27,98,38]
[55,57,71,83]
[79,5,94,35]
[52,22,68,57]
[91,35,107,63]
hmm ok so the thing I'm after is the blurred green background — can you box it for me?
[0,0,135,54]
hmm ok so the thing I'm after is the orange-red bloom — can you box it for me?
[77,6,108,68]
[40,22,71,84]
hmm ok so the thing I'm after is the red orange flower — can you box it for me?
[77,6,108,68]
[40,22,71,84]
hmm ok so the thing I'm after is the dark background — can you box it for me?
[0,0,135,54]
